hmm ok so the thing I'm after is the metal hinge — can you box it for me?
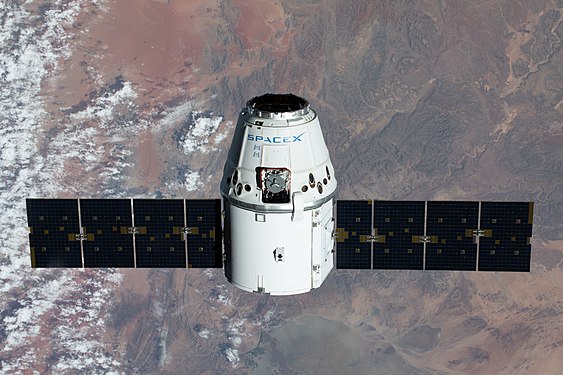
[73,233,88,241]
[127,227,140,234]
[419,235,432,243]
[472,229,485,237]
[360,234,385,243]
[180,227,198,234]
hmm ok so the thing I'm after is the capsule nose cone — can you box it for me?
[246,93,309,115]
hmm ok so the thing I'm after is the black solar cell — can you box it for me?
[425,201,478,271]
[478,202,533,272]
[133,199,187,268]
[335,200,372,269]
[80,199,135,268]
[26,199,82,267]
[186,199,222,268]
[373,201,425,270]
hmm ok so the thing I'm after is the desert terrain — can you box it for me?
[1,0,561,373]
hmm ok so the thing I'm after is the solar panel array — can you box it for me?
[335,200,533,272]
[27,199,222,269]
[28,198,533,272]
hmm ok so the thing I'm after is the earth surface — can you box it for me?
[1,0,562,374]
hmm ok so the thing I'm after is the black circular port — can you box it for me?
[309,173,315,187]
[323,178,328,185]
[244,184,251,192]
[226,176,231,184]
[236,183,242,195]
[232,170,238,185]
[317,182,323,194]
[301,185,308,192]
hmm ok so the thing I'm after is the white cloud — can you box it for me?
[198,328,211,339]
[181,112,223,154]
[70,81,138,128]
[224,347,239,364]
[213,120,232,145]
[185,170,203,191]
[158,101,193,129]
[0,0,126,372]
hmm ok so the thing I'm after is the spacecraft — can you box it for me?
[26,94,534,295]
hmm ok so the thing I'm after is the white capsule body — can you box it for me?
[220,94,337,295]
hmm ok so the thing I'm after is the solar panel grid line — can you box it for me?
[423,201,428,270]
[77,198,85,268]
[529,202,534,269]
[475,201,482,271]
[186,200,200,268]
[183,199,189,269]
[130,198,137,268]
[370,200,374,270]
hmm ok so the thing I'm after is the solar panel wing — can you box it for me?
[185,199,222,268]
[478,202,533,272]
[80,199,135,268]
[373,201,425,270]
[133,199,187,268]
[335,200,372,269]
[26,199,82,268]
[425,201,478,271]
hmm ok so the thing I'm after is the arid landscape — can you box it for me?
[1,0,561,373]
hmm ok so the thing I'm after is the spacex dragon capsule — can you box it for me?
[220,93,337,295]
[25,93,535,297]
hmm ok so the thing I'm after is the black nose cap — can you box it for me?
[247,93,308,113]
